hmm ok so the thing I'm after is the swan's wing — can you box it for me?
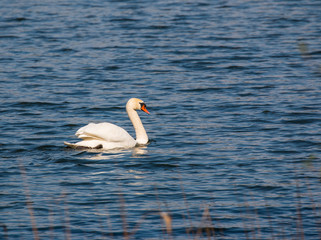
[75,122,135,143]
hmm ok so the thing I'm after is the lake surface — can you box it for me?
[1,0,321,239]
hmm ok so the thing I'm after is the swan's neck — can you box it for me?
[127,107,148,145]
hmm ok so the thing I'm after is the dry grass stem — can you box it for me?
[118,193,129,240]
[295,181,305,240]
[17,160,40,240]
[160,212,172,236]
[1,223,8,240]
[194,206,215,240]
[62,193,71,240]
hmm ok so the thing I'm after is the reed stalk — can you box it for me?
[17,160,40,240]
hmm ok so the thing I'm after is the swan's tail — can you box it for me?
[64,141,79,149]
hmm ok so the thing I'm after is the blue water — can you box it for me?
[1,0,321,239]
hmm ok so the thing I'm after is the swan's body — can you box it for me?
[64,98,149,150]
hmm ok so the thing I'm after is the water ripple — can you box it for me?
[1,0,321,239]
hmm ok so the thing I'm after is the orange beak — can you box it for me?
[141,105,150,114]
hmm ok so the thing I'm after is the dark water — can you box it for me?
[1,0,321,239]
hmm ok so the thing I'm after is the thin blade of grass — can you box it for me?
[17,160,40,240]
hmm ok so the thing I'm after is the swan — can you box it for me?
[64,98,150,150]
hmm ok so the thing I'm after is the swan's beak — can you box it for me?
[141,104,150,114]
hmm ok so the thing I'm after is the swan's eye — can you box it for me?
[139,102,146,108]
[139,102,150,114]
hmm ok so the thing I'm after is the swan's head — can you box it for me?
[126,98,150,114]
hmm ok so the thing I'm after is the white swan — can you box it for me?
[64,98,150,150]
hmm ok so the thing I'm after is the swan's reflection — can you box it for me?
[131,146,148,157]
[80,146,150,196]
[86,145,148,160]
